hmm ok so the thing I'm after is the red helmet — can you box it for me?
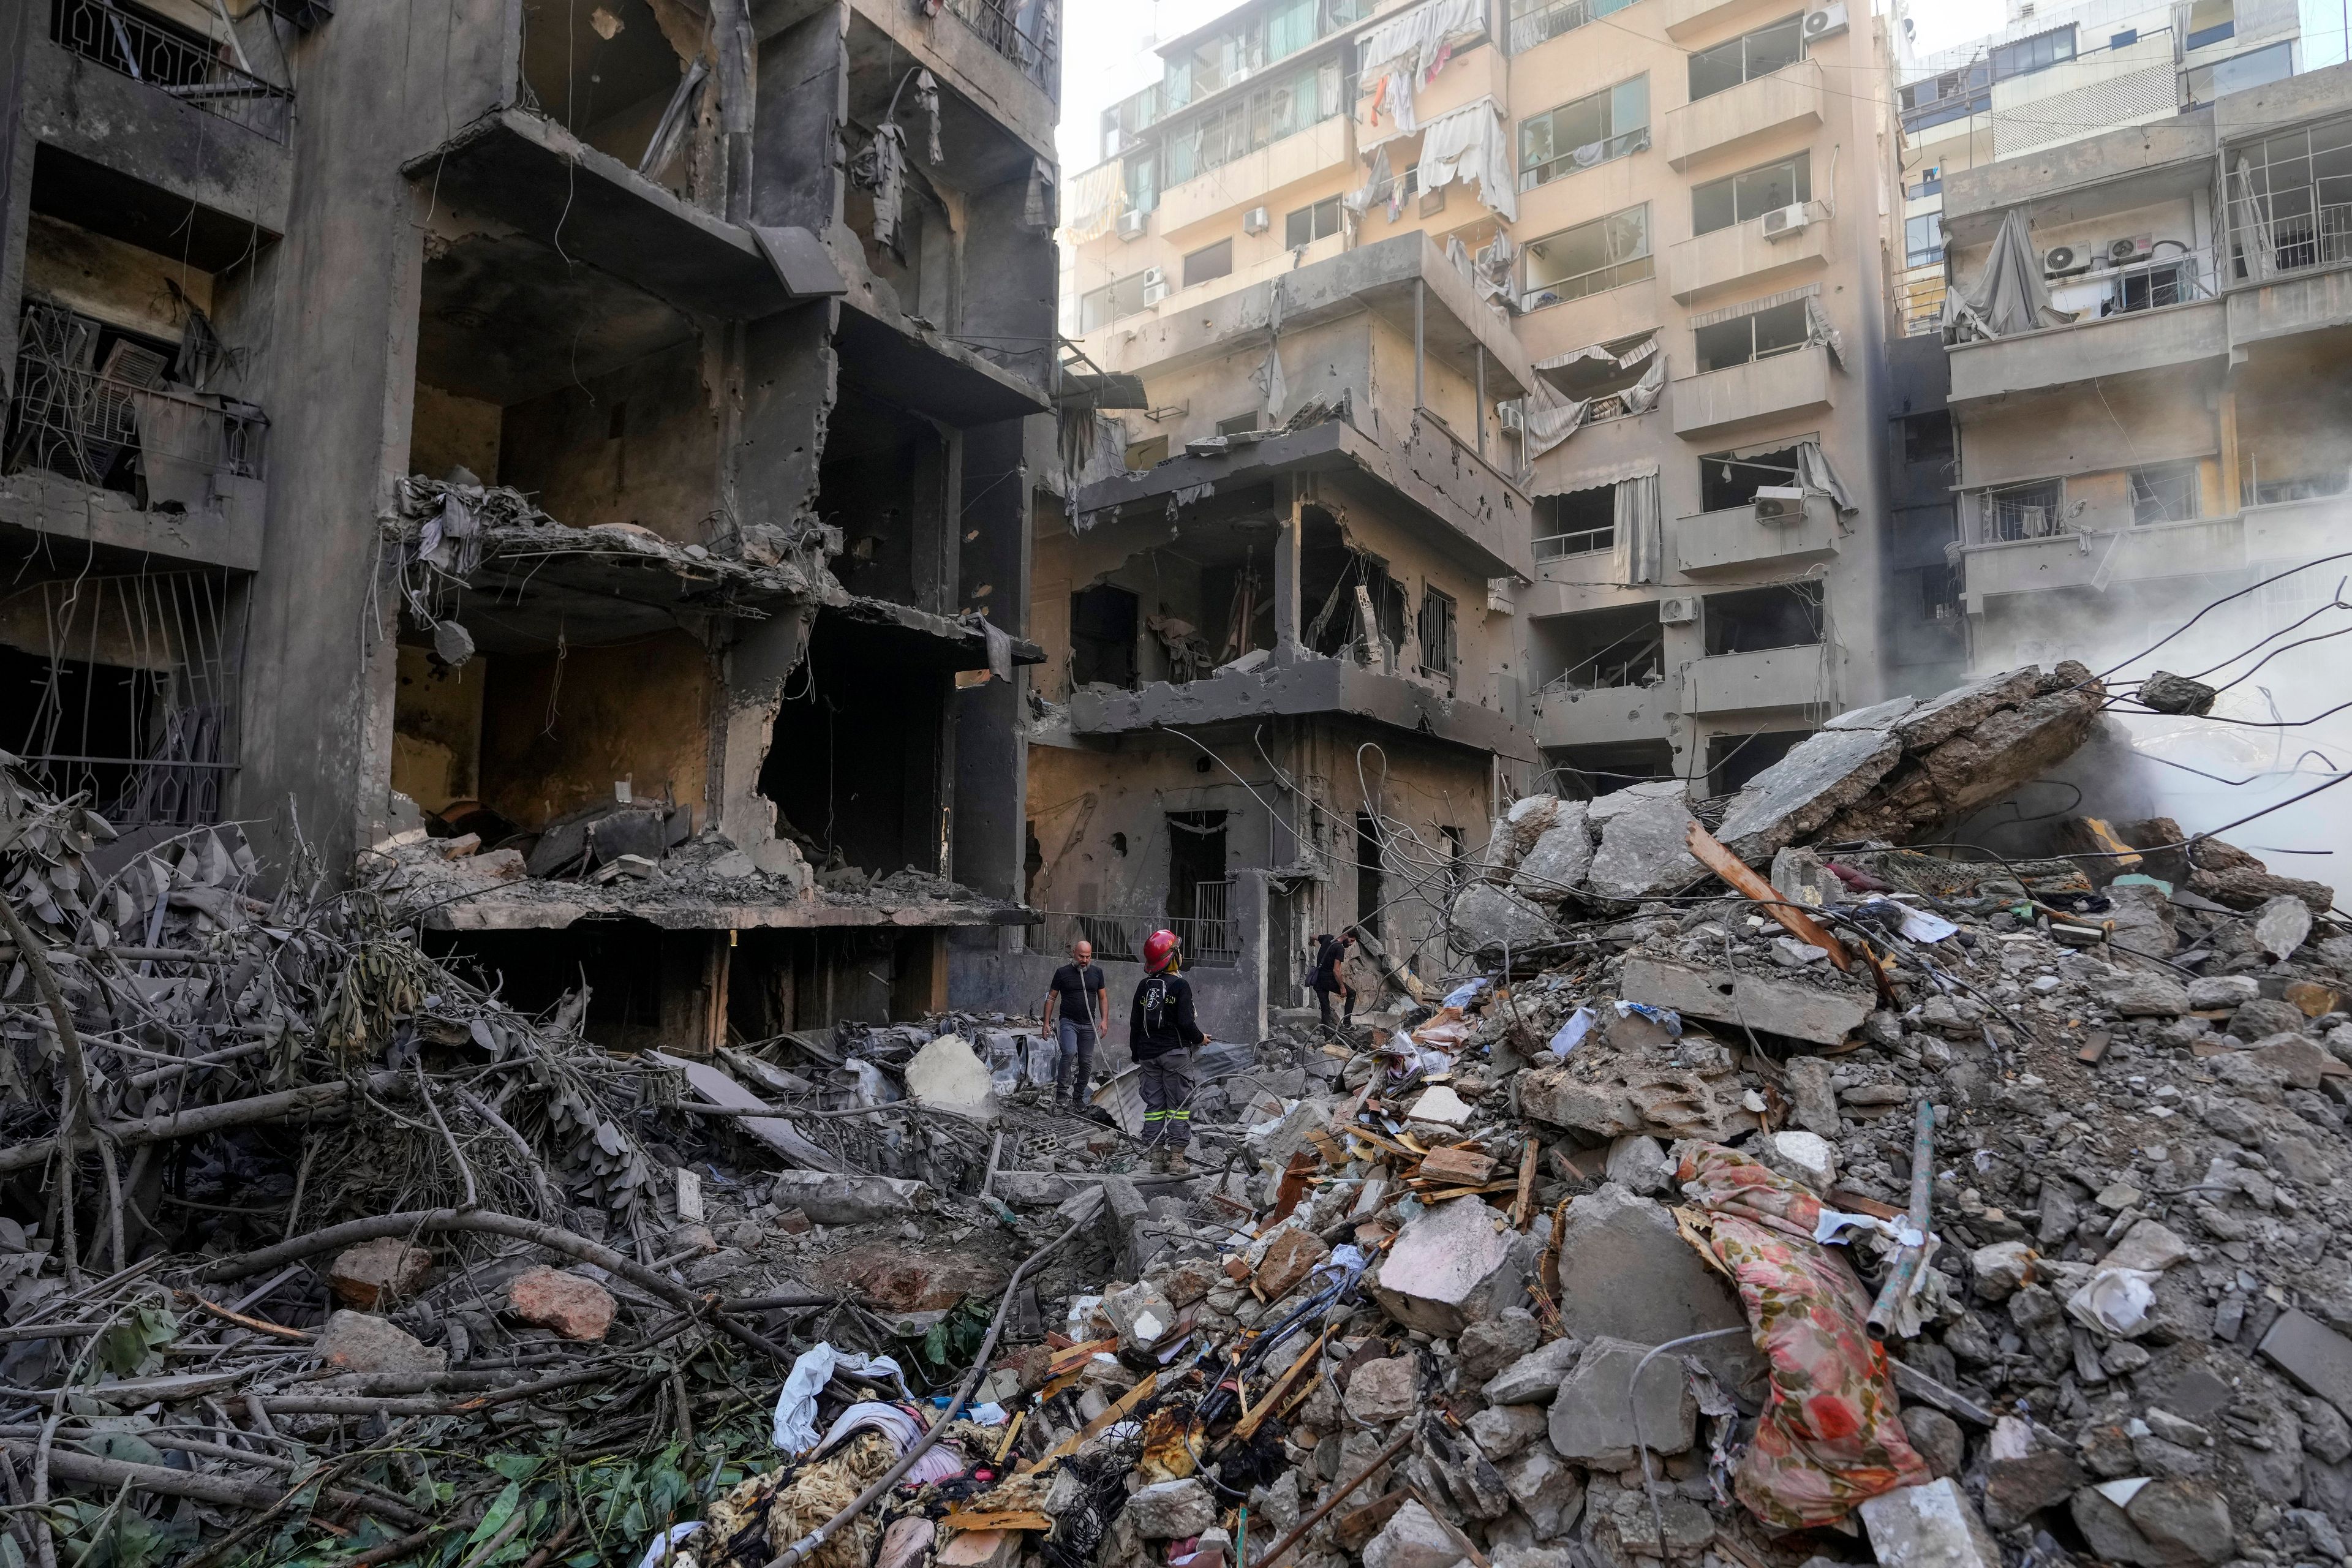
[1144,929,1180,973]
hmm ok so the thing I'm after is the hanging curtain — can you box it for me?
[1355,0,1483,137]
[1803,297,1845,369]
[1518,347,1665,461]
[1611,473,1664,585]
[1060,160,1128,244]
[1795,440,1858,514]
[1416,99,1518,223]
[1257,288,1287,426]
[2230,157,2275,284]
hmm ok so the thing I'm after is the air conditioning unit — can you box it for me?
[1140,268,1170,306]
[1658,596,1698,626]
[1243,206,1270,235]
[2043,244,2091,276]
[2106,235,2152,266]
[1754,486,1808,524]
[1803,3,1850,40]
[1760,203,1812,239]
[1498,399,1526,434]
[1116,209,1148,241]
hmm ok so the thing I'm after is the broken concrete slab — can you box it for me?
[316,1310,447,1378]
[904,1033,1000,1120]
[1510,806,1593,900]
[1126,1479,1215,1538]
[2256,894,2315,960]
[2100,974,2191,1017]
[1587,791,1703,902]
[1363,1501,1466,1568]
[1449,883,1560,957]
[2103,1219,2190,1275]
[1764,1129,1838,1191]
[1344,1356,1419,1423]
[1404,1084,1474,1128]
[1783,1055,1842,1137]
[2259,1308,2352,1419]
[1483,1338,1583,1404]
[1585,779,1688,826]
[1618,954,1873,1046]
[1891,667,2043,750]
[1547,1336,1695,1468]
[1370,1195,1524,1336]
[1103,1280,1177,1352]
[1486,794,1564,878]
[1713,727,1904,861]
[1861,1479,2004,1568]
[650,1051,845,1172]
[764,1170,934,1226]
[1545,1185,1751,1378]
[1827,696,1920,731]
[1518,1042,1760,1142]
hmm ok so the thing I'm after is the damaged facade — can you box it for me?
[961,235,1543,1040]
[0,0,1062,1048]
[1060,0,1909,816]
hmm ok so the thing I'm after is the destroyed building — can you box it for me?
[0,0,1063,1046]
[960,236,1544,1040]
[1059,0,1913,806]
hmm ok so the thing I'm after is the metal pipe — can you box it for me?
[1866,1098,1937,1340]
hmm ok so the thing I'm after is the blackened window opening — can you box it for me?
[1708,729,1811,796]
[1703,581,1823,655]
[1069,584,1139,688]
[1354,810,1384,935]
[1700,443,1802,511]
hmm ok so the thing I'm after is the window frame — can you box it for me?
[1687,14,1805,104]
[1077,270,1155,333]
[1182,238,1235,288]
[1518,76,1649,191]
[2128,461,2202,526]
[1989,25,2076,83]
[1416,586,1458,681]
[1532,487,1618,559]
[1904,211,1945,268]
[1692,151,1812,236]
[1520,203,1654,310]
[1284,194,1343,248]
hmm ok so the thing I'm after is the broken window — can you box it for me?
[1183,239,1234,288]
[1354,810,1384,936]
[2129,461,2201,525]
[1536,603,1661,690]
[1125,434,1170,469]
[1918,562,1964,621]
[1901,411,1953,467]
[1300,523,1407,662]
[1708,728,1811,795]
[1284,195,1343,247]
[1978,478,2064,541]
[1518,77,1648,191]
[1069,584,1139,688]
[1417,586,1458,682]
[1699,440,1804,512]
[1521,205,1651,309]
[50,0,292,140]
[1078,271,1153,333]
[1692,152,1809,236]
[518,0,702,171]
[0,571,241,828]
[1524,493,1618,566]
[1703,582,1823,656]
[1215,412,1261,437]
[759,617,946,878]
[1693,300,1809,372]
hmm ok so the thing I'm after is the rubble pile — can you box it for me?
[10,660,2352,1568]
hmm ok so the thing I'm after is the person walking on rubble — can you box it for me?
[1041,936,1107,1112]
[1309,928,1357,1033]
[1131,928,1207,1175]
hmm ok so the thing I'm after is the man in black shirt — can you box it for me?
[1041,937,1107,1111]
[1132,928,1206,1174]
[1310,929,1357,1033]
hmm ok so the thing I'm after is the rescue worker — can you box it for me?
[1308,928,1358,1033]
[1131,928,1207,1174]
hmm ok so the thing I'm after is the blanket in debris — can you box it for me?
[1676,1143,1931,1528]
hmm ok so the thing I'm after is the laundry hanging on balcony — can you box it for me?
[1415,98,1517,223]
[1356,0,1484,137]
[1795,440,1858,514]
[1061,160,1130,245]
[1944,208,2073,339]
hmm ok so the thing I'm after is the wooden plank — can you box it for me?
[1021,1371,1159,1473]
[1825,1188,1904,1221]
[1510,1139,1540,1230]
[1268,1152,1318,1226]
[1231,1330,1327,1444]
[943,1511,1053,1534]
[1334,1491,1410,1551]
[1683,820,1852,971]
[1415,1147,1496,1186]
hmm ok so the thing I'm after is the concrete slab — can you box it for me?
[2260,1308,2352,1419]
[1861,1479,2003,1568]
[1371,1196,1524,1336]
[1714,728,1904,860]
[1548,1186,1751,1375]
[1450,883,1561,956]
[905,1033,1000,1120]
[1588,792,1703,901]
[1547,1336,1695,1468]
[1617,954,1874,1046]
[1511,807,1595,900]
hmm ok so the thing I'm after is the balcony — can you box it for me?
[1,362,267,570]
[1681,645,1828,713]
[940,0,1058,102]
[1670,343,1833,440]
[48,0,294,142]
[1668,202,1828,303]
[1532,683,1670,747]
[1956,514,2249,600]
[1674,494,1839,575]
[1656,0,1792,42]
[1157,116,1352,235]
[1947,296,2226,405]
[1665,61,1826,170]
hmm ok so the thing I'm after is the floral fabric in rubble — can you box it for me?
[1675,1143,1930,1527]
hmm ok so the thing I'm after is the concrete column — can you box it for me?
[1475,344,1487,457]
[1273,480,1303,657]
[750,7,846,231]
[1413,276,1426,410]
[2218,387,2242,510]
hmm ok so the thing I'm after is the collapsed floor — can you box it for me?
[5,662,2352,1568]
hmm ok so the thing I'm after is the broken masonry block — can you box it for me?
[1363,1501,1466,1568]
[1251,1227,1330,1301]
[1342,1356,1418,1424]
[1616,954,1874,1047]
[1713,726,1905,862]
[1125,1479,1215,1539]
[1587,791,1705,902]
[1860,1479,2003,1568]
[1370,1194,1525,1336]
[316,1310,447,1378]
[2260,1308,2352,1421]
[1545,1185,1751,1384]
[763,1170,934,1226]
[1482,1337,1583,1405]
[1546,1336,1695,1469]
[507,1266,617,1342]
[327,1237,433,1310]
[904,1033,1000,1121]
[1449,883,1560,957]
[1510,806,1594,900]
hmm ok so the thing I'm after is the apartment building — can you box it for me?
[0,0,1060,1050]
[1893,0,2352,704]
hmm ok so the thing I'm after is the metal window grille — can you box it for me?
[941,0,1060,99]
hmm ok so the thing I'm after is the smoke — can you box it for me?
[1954,559,2352,906]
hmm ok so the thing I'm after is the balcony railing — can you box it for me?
[942,0,1058,101]
[51,0,294,141]
[1534,524,1614,561]
[2224,192,2352,284]
[6,360,267,508]
[1896,265,1947,337]
[1035,888,1240,968]
[1507,0,1634,54]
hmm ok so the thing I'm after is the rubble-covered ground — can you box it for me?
[8,662,2352,1568]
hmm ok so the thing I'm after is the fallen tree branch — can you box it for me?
[0,1074,402,1175]
[2,1442,423,1528]
[190,1209,796,1362]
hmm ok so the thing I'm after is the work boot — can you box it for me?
[1163,1148,1191,1177]
[1146,1147,1169,1175]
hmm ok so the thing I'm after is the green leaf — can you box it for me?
[93,1305,178,1378]
[466,1482,522,1548]
[486,1453,545,1482]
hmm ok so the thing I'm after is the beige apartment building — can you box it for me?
[1060,0,1912,823]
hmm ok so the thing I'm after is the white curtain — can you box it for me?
[1803,296,1845,369]
[1060,160,1128,245]
[1416,99,1518,223]
[1518,352,1664,461]
[1610,473,1664,586]
[2231,157,2275,284]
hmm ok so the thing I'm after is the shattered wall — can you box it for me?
[499,336,729,541]
[474,630,716,832]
